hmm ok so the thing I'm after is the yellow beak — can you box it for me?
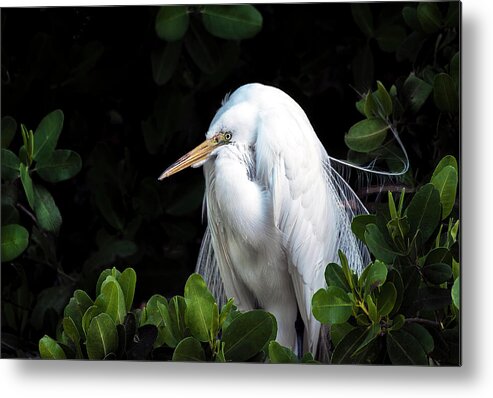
[158,137,219,180]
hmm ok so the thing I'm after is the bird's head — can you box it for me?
[158,92,258,180]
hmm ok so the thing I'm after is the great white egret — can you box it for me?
[159,83,374,356]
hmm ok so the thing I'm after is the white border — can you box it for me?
[2,0,493,397]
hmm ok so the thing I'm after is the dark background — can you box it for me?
[1,3,459,357]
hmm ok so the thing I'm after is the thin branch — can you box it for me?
[16,203,37,224]
[405,317,441,328]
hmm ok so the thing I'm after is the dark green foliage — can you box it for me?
[2,3,458,361]
[39,269,277,361]
[312,156,460,365]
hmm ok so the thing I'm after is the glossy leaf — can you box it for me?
[377,282,397,316]
[417,2,442,33]
[375,81,393,117]
[33,109,64,162]
[432,155,458,179]
[86,313,118,360]
[366,295,379,323]
[422,263,453,285]
[33,185,62,233]
[82,305,102,337]
[99,276,126,324]
[452,277,460,309]
[1,224,29,262]
[331,327,367,364]
[364,224,398,263]
[330,322,355,347]
[1,149,20,180]
[433,73,458,112]
[172,336,205,361]
[402,74,432,113]
[403,323,434,354]
[39,335,66,359]
[365,260,388,292]
[312,286,352,324]
[351,3,373,37]
[351,214,377,243]
[324,262,350,291]
[184,273,217,342]
[201,5,262,40]
[430,165,458,220]
[117,268,136,312]
[402,6,422,32]
[344,118,389,153]
[62,317,82,358]
[353,323,381,356]
[20,163,35,209]
[36,149,82,183]
[268,341,298,364]
[151,41,182,85]
[222,310,274,362]
[1,116,17,148]
[376,25,406,53]
[387,329,428,365]
[155,6,189,41]
[406,184,441,243]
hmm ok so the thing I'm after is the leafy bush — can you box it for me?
[311,155,459,365]
[39,269,279,362]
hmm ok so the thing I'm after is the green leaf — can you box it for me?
[363,91,377,118]
[36,149,82,183]
[402,6,422,32]
[377,282,397,317]
[450,51,460,88]
[432,155,458,179]
[1,149,20,180]
[74,290,94,316]
[201,5,262,40]
[62,317,82,358]
[403,323,434,354]
[39,335,66,359]
[184,273,217,342]
[433,73,459,112]
[222,310,274,362]
[1,224,29,262]
[402,74,433,113]
[353,323,381,356]
[82,305,102,337]
[406,184,441,242]
[351,4,373,37]
[155,300,180,348]
[19,163,35,209]
[431,166,459,220]
[33,184,62,233]
[155,6,189,41]
[1,116,17,148]
[364,224,398,263]
[2,204,19,225]
[376,25,406,53]
[351,214,377,243]
[86,313,118,360]
[117,268,136,312]
[33,109,64,162]
[312,286,352,324]
[331,327,367,364]
[375,81,393,117]
[422,263,453,285]
[366,295,379,323]
[99,276,126,324]
[425,247,453,266]
[151,41,182,86]
[268,341,298,364]
[168,296,188,341]
[324,262,350,291]
[330,323,355,347]
[172,336,206,361]
[452,277,460,309]
[417,2,442,33]
[391,314,405,331]
[219,298,235,326]
[96,269,120,296]
[387,329,428,365]
[366,260,388,291]
[344,118,389,153]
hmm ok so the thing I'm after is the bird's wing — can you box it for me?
[255,102,368,353]
[196,162,255,311]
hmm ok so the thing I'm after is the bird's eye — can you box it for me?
[224,132,232,141]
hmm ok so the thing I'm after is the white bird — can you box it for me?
[159,83,371,356]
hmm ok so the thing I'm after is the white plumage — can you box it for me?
[160,83,370,356]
